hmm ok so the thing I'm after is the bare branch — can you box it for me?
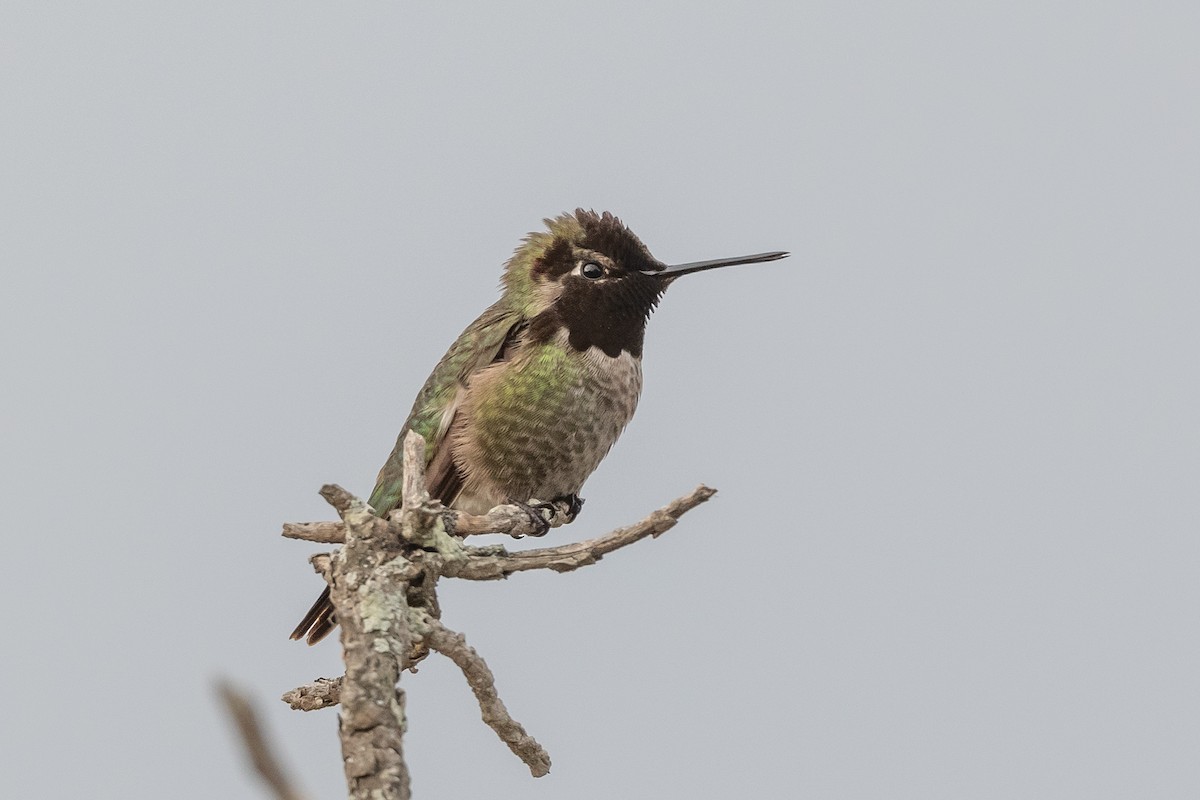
[451,498,576,538]
[218,680,309,800]
[319,483,358,515]
[400,430,429,511]
[329,502,413,799]
[280,501,577,544]
[281,677,342,711]
[445,485,717,580]
[423,618,551,778]
[281,520,344,543]
[392,432,455,550]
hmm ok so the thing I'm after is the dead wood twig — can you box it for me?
[282,431,717,797]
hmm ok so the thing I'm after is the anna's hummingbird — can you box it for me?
[291,209,786,644]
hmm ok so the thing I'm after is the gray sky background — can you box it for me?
[3,3,1198,798]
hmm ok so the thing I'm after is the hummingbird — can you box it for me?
[291,209,787,644]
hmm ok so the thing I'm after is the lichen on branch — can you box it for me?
[278,431,716,797]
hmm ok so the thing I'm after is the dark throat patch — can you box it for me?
[530,273,662,358]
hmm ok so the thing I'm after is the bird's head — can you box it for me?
[503,209,787,358]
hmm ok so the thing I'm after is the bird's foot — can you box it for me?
[548,493,585,522]
[507,495,584,538]
[529,493,584,525]
[509,500,552,538]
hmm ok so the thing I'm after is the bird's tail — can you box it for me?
[290,585,337,645]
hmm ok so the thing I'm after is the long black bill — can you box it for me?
[644,250,789,279]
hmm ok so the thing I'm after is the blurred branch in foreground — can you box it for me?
[218,681,308,800]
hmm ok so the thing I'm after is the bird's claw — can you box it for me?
[506,494,585,537]
[510,500,552,538]
[531,493,585,525]
[550,493,585,522]
[509,494,585,538]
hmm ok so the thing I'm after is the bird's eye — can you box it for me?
[581,261,604,280]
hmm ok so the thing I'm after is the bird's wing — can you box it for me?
[292,303,525,646]
[367,301,526,515]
